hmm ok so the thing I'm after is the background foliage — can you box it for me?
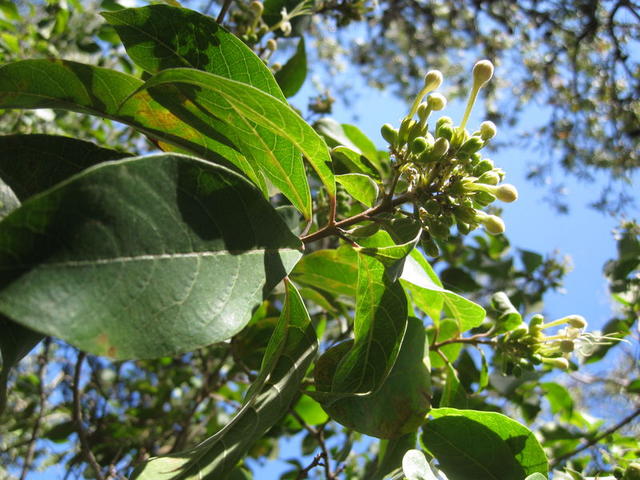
[0,1,638,479]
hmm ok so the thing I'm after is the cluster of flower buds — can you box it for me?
[380,60,518,255]
[495,313,621,376]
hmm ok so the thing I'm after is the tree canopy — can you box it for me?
[0,1,638,480]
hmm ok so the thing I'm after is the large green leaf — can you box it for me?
[291,245,358,298]
[131,280,317,479]
[331,252,408,394]
[102,5,285,102]
[314,317,430,438]
[0,134,130,201]
[0,60,262,190]
[102,3,312,208]
[421,408,548,479]
[0,154,302,359]
[136,68,335,215]
[336,173,378,207]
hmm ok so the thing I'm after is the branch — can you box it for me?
[216,0,234,24]
[73,351,106,480]
[431,333,495,350]
[19,338,51,480]
[300,191,415,244]
[550,404,640,469]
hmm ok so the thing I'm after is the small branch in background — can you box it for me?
[216,0,234,24]
[73,351,106,480]
[550,404,640,469]
[296,452,326,480]
[20,338,51,480]
[289,410,340,479]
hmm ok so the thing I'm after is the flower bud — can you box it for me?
[381,123,398,146]
[398,117,415,144]
[472,60,494,89]
[495,184,518,202]
[417,102,429,122]
[473,158,494,176]
[429,220,450,239]
[271,62,282,72]
[457,222,471,234]
[266,38,278,51]
[481,214,505,235]
[408,121,426,144]
[427,92,447,111]
[250,0,264,16]
[559,340,575,353]
[528,314,544,333]
[459,136,485,156]
[566,315,587,329]
[411,136,430,155]
[453,205,477,224]
[480,121,497,140]
[423,70,443,91]
[436,123,454,141]
[431,137,449,158]
[436,116,453,129]
[542,357,569,370]
[478,171,500,185]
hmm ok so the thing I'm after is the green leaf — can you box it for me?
[332,146,381,181]
[131,280,317,479]
[368,433,417,480]
[0,154,302,359]
[0,60,261,191]
[401,252,485,331]
[358,226,421,271]
[628,378,640,394]
[291,246,358,298]
[137,67,336,218]
[0,316,44,415]
[491,292,522,334]
[330,252,408,394]
[520,250,544,274]
[402,449,434,480]
[314,317,430,438]
[336,173,379,207]
[275,37,307,98]
[0,134,131,201]
[102,5,286,101]
[427,319,462,368]
[440,363,469,409]
[421,408,548,479]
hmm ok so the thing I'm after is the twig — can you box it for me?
[550,404,640,469]
[300,191,415,244]
[431,332,495,350]
[73,351,106,480]
[216,0,234,24]
[296,452,326,479]
[19,338,51,480]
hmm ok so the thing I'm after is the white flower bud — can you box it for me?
[431,137,449,158]
[480,120,497,140]
[266,38,278,51]
[473,60,494,88]
[250,0,264,15]
[566,315,587,329]
[495,184,518,202]
[427,92,447,111]
[481,214,505,235]
[424,70,443,91]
